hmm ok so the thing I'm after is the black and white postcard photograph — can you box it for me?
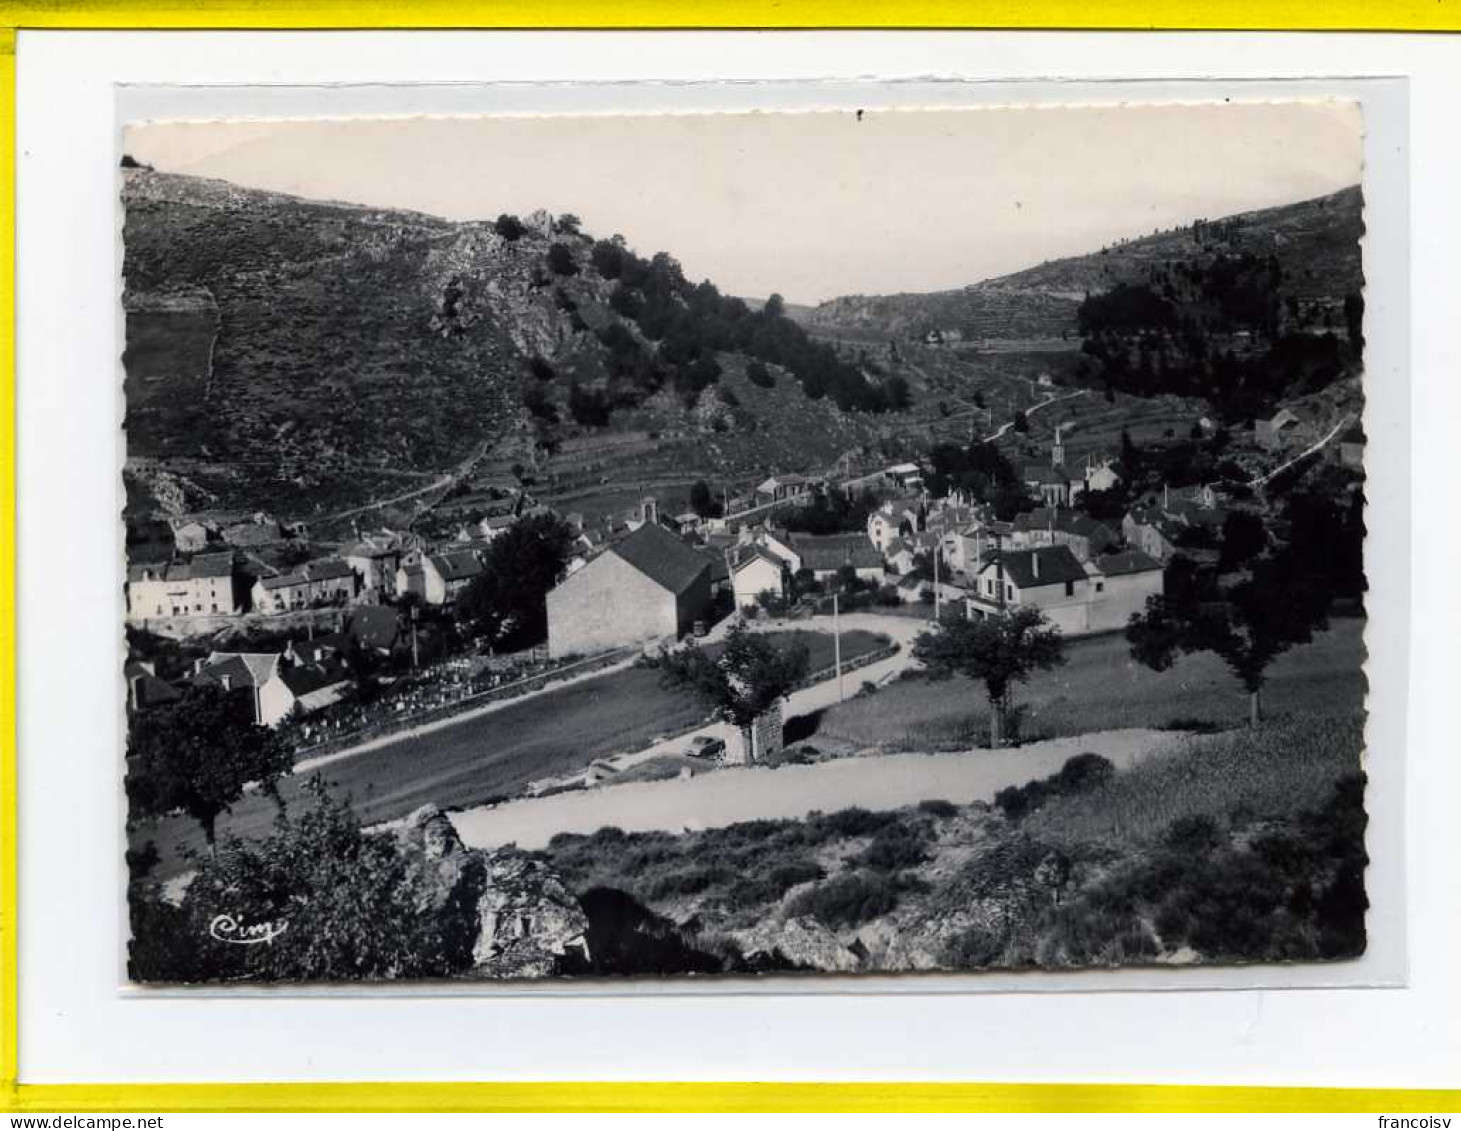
[118,101,1370,984]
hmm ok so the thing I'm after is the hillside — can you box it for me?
[797,186,1364,346]
[122,170,916,527]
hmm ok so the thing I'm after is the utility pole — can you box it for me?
[933,542,942,623]
[833,591,844,704]
[410,604,420,670]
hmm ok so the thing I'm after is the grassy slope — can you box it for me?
[123,170,524,515]
[811,615,1366,751]
[541,709,1366,972]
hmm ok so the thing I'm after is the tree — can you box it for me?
[455,514,576,650]
[1012,410,1029,434]
[688,480,719,518]
[659,623,809,757]
[133,783,479,982]
[555,213,582,235]
[1126,548,1331,724]
[1218,510,1268,571]
[912,607,1066,748]
[764,293,786,319]
[494,213,526,241]
[546,242,579,276]
[126,684,293,847]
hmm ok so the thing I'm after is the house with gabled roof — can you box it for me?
[1255,406,1315,451]
[729,545,789,610]
[545,522,712,658]
[789,533,885,582]
[965,546,1094,634]
[125,551,239,623]
[250,559,358,615]
[191,651,295,727]
[397,551,484,606]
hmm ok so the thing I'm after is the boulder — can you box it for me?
[469,852,591,978]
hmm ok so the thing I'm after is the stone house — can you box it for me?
[789,533,885,583]
[729,546,789,610]
[398,551,484,606]
[965,546,1094,635]
[125,551,239,623]
[545,522,712,658]
[190,651,295,727]
[250,559,358,615]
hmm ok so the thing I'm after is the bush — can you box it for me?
[855,824,933,871]
[546,243,579,276]
[494,213,527,241]
[747,360,775,388]
[997,753,1114,822]
[917,799,958,819]
[1057,753,1116,794]
[810,806,898,841]
[787,871,903,928]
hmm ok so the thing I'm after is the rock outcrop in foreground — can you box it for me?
[397,806,590,979]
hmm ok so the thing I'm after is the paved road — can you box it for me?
[450,728,1176,851]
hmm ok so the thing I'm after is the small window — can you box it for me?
[1095,581,1104,593]
[1064,581,1074,597]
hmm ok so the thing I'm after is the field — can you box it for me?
[811,615,1366,751]
[133,629,889,877]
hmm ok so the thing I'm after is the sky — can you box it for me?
[126,102,1363,305]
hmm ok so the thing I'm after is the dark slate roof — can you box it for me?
[1096,550,1164,577]
[182,551,235,579]
[982,545,1088,589]
[431,552,484,582]
[280,659,352,697]
[790,533,884,572]
[731,545,787,574]
[347,606,401,651]
[259,571,308,591]
[695,548,731,584]
[134,673,183,708]
[1023,465,1069,486]
[306,559,356,581]
[610,522,711,595]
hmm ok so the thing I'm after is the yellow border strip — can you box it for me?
[8,1082,1461,1113]
[0,24,14,1114]
[1,2,1459,1114]
[0,0,1457,29]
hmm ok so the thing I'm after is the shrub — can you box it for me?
[747,360,775,388]
[787,871,902,928]
[917,799,958,819]
[855,824,932,871]
[527,355,556,381]
[546,243,579,276]
[494,213,527,241]
[810,806,897,841]
[1057,753,1116,794]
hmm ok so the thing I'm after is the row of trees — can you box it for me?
[585,238,907,415]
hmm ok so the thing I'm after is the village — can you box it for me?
[123,384,1363,828]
